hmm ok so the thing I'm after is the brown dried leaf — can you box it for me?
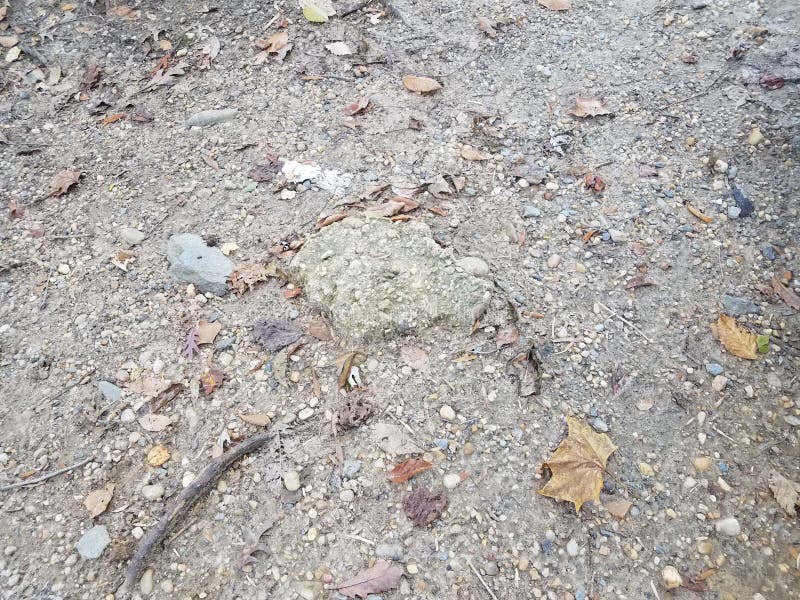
[388,459,433,484]
[583,172,605,192]
[315,213,348,229]
[714,314,757,360]
[48,170,81,197]
[100,113,125,125]
[495,325,520,349]
[408,117,424,130]
[603,497,632,518]
[460,146,489,161]
[625,275,654,290]
[400,345,428,371]
[84,483,115,518]
[771,276,800,311]
[337,351,363,390]
[338,395,373,428]
[341,96,372,116]
[426,175,452,199]
[402,75,442,93]
[257,31,288,53]
[308,318,333,341]
[538,0,571,10]
[332,560,403,598]
[239,413,272,427]
[138,414,172,432]
[108,5,140,19]
[8,200,24,219]
[146,445,171,467]
[768,470,799,515]
[196,320,222,344]
[200,368,224,395]
[227,262,277,295]
[403,486,448,526]
[539,417,618,512]
[507,345,542,396]
[567,97,611,118]
[477,16,497,38]
[80,64,102,91]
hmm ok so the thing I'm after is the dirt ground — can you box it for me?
[0,0,798,599]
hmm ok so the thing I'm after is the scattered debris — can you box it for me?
[403,487,448,526]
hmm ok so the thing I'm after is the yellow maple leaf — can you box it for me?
[539,417,618,512]
[714,314,757,360]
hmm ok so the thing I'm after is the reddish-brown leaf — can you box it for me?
[341,97,372,116]
[567,97,611,118]
[461,146,489,161]
[48,170,81,197]
[315,213,348,229]
[771,276,800,310]
[538,0,571,9]
[332,561,403,598]
[388,459,433,484]
[625,275,654,290]
[200,368,224,395]
[308,318,333,341]
[402,75,442,93]
[477,16,497,38]
[403,486,448,526]
[283,286,302,299]
[581,228,600,244]
[760,74,784,90]
[583,172,605,192]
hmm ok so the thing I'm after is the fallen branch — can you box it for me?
[116,432,273,599]
[0,456,94,492]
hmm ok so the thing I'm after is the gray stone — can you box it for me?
[705,363,724,376]
[184,109,237,128]
[721,294,760,316]
[142,483,165,501]
[375,543,403,561]
[120,227,146,246]
[715,517,741,536]
[166,233,233,296]
[760,243,777,261]
[76,525,111,559]
[588,417,609,433]
[342,460,362,479]
[727,206,741,219]
[608,229,628,243]
[523,205,541,218]
[566,539,579,557]
[97,380,122,402]
[456,256,490,277]
[291,218,490,340]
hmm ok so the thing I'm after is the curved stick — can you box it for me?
[116,432,273,599]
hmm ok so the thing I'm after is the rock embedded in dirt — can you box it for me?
[76,525,111,560]
[443,473,461,489]
[120,226,146,246]
[661,565,682,589]
[721,294,760,316]
[142,483,165,501]
[711,375,729,391]
[705,363,724,376]
[283,470,301,492]
[456,256,490,278]
[97,380,122,402]
[715,517,741,536]
[291,218,490,340]
[439,405,456,421]
[139,568,154,596]
[184,108,238,128]
[166,233,233,296]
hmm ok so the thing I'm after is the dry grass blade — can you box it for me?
[686,203,713,223]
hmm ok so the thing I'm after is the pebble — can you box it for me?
[727,206,741,219]
[711,375,728,392]
[547,254,561,269]
[142,483,165,501]
[566,539,579,557]
[638,462,655,477]
[715,517,741,536]
[693,456,713,471]
[697,541,713,555]
[523,205,541,218]
[608,229,628,243]
[456,257,490,277]
[376,543,403,561]
[661,566,682,590]
[120,227,146,246]
[463,442,475,456]
[166,233,234,296]
[76,525,111,560]
[721,294,760,316]
[484,561,499,576]
[120,408,136,423]
[298,407,314,421]
[760,243,776,261]
[443,473,461,489]
[160,579,174,593]
[340,489,355,502]
[139,568,154,596]
[588,417,609,433]
[97,380,122,402]
[705,363,724,376]
[283,471,301,492]
[342,460,362,479]
[57,263,70,275]
[747,126,763,146]
[439,405,456,421]
[184,108,238,128]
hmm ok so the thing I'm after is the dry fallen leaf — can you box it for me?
[146,444,171,467]
[625,275,654,290]
[307,317,333,341]
[567,97,611,118]
[138,414,172,432]
[200,368,224,395]
[495,325,520,349]
[316,213,348,229]
[460,146,489,161]
[227,262,278,295]
[714,314,757,360]
[48,170,81,197]
[388,458,433,484]
[196,320,222,345]
[253,318,302,352]
[539,417,618,512]
[402,486,448,526]
[400,345,428,371]
[258,31,288,53]
[507,345,542,396]
[332,560,403,598]
[84,483,114,518]
[341,96,372,116]
[477,16,497,38]
[538,0,571,10]
[402,75,442,93]
[100,113,125,125]
[584,172,605,192]
[108,5,140,19]
[768,470,799,515]
[239,413,272,427]
[771,276,800,311]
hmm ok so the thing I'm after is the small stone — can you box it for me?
[683,476,697,490]
[443,473,461,489]
[760,243,777,261]
[588,417,609,433]
[463,442,475,456]
[608,229,628,243]
[439,405,456,421]
[697,541,713,555]
[484,561,499,576]
[456,257,490,278]
[298,407,314,421]
[523,206,541,218]
[711,375,728,392]
[139,568,154,596]
[693,456,713,471]
[120,408,136,423]
[748,127,763,146]
[184,108,237,128]
[97,380,122,402]
[283,471,301,492]
[120,227,146,246]
[181,471,195,487]
[376,543,403,561]
[722,294,760,316]
[638,462,655,477]
[307,527,318,541]
[407,563,419,574]
[57,263,70,275]
[517,556,530,571]
[518,178,530,188]
[76,525,111,560]
[715,517,741,536]
[342,460,362,479]
[160,580,174,593]
[705,363,724,376]
[713,159,728,173]
[340,489,355,502]
[566,539,579,557]
[546,254,561,269]
[727,206,741,219]
[167,233,234,296]
[661,566,682,590]
[141,484,165,501]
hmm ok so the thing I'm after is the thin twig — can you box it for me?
[468,559,498,600]
[0,456,93,492]
[656,70,728,112]
[649,580,662,600]
[116,432,273,600]
[39,267,53,310]
[597,302,652,343]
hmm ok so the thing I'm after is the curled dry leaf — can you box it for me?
[48,170,81,197]
[460,146,489,161]
[388,458,433,484]
[138,414,172,432]
[538,0,571,10]
[768,470,799,515]
[228,262,278,295]
[253,318,302,352]
[714,314,757,360]
[239,413,272,427]
[507,345,542,396]
[539,417,618,512]
[567,97,611,118]
[108,5,140,19]
[100,113,125,125]
[403,486,448,526]
[341,97,372,116]
[331,560,403,598]
[402,75,442,94]
[477,16,497,38]
[308,317,333,341]
[146,444,171,467]
[84,483,115,518]
[316,213,348,229]
[257,31,288,53]
[770,276,800,311]
[625,275,654,290]
[183,326,200,357]
[495,325,520,349]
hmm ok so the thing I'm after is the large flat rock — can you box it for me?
[291,217,490,340]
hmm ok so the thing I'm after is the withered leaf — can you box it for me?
[507,345,542,396]
[138,413,172,432]
[248,155,283,182]
[146,444,171,467]
[400,345,428,371]
[252,318,302,352]
[183,326,200,357]
[202,36,221,63]
[341,96,372,116]
[332,560,403,598]
[108,5,140,19]
[408,117,424,130]
[460,146,489,161]
[771,276,800,311]
[196,320,222,344]
[402,75,442,93]
[100,113,125,125]
[200,368,224,395]
[336,351,365,390]
[567,97,611,118]
[228,262,278,295]
[388,458,433,484]
[257,31,288,53]
[239,413,272,427]
[603,497,632,519]
[426,175,452,199]
[477,16,497,38]
[714,314,757,360]
[768,470,799,515]
[686,202,712,223]
[84,483,115,518]
[495,325,520,349]
[403,486,448,526]
[625,275,654,290]
[80,64,102,91]
[338,395,373,428]
[583,172,605,192]
[315,213,348,229]
[539,417,618,512]
[48,170,81,197]
[538,0,571,9]
[308,318,333,341]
